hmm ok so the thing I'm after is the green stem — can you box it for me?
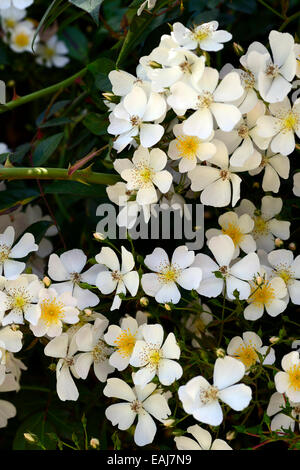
[257,0,285,19]
[0,166,120,185]
[0,68,87,114]
[279,11,300,31]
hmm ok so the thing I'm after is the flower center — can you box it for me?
[197,91,214,108]
[40,299,64,326]
[288,364,300,391]
[0,244,10,264]
[193,317,205,333]
[132,163,154,189]
[253,216,269,237]
[114,328,136,357]
[92,339,111,363]
[219,265,228,276]
[276,268,294,285]
[241,70,255,89]
[266,63,279,78]
[249,280,276,307]
[70,272,81,284]
[193,25,212,42]
[199,385,219,405]
[148,348,162,368]
[234,342,258,368]
[44,47,55,59]
[14,32,30,48]
[281,111,299,133]
[10,289,31,310]
[237,124,249,139]
[179,60,192,74]
[158,264,181,284]
[4,18,16,29]
[111,270,123,281]
[220,169,230,180]
[130,115,142,127]
[222,222,244,246]
[130,399,143,413]
[176,135,200,160]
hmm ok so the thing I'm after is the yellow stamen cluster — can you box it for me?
[249,280,275,307]
[114,328,136,357]
[222,222,244,246]
[193,25,212,42]
[176,135,200,160]
[132,163,154,188]
[14,32,30,48]
[40,298,64,325]
[253,216,269,237]
[197,91,214,109]
[234,341,258,368]
[281,111,299,133]
[288,364,300,391]
[0,244,10,264]
[158,264,181,284]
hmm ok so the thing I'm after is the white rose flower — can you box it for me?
[171,21,232,52]
[36,35,69,68]
[267,392,300,433]
[9,20,36,53]
[227,331,275,371]
[175,424,232,450]
[267,249,300,305]
[274,351,300,403]
[178,356,252,426]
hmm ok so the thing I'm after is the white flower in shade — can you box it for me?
[168,123,216,173]
[227,331,275,371]
[267,249,300,305]
[206,211,256,258]
[95,246,139,311]
[104,316,142,371]
[171,21,232,52]
[0,274,42,326]
[137,0,156,16]
[107,86,166,152]
[192,234,260,300]
[255,31,296,103]
[1,0,33,8]
[104,377,171,447]
[44,332,79,401]
[140,44,206,93]
[175,424,232,450]
[48,249,104,310]
[130,323,182,387]
[256,97,300,155]
[267,392,300,433]
[188,140,247,208]
[36,35,69,68]
[0,326,23,385]
[108,69,147,97]
[141,245,202,304]
[275,351,300,403]
[293,172,300,196]
[74,318,114,382]
[3,352,26,387]
[9,20,36,53]
[0,226,38,280]
[178,356,252,426]
[0,6,26,31]
[0,400,16,428]
[249,150,290,193]
[30,287,80,338]
[168,69,243,138]
[244,268,287,321]
[295,44,300,78]
[215,101,267,167]
[116,146,172,205]
[183,301,213,349]
[23,204,58,259]
[235,196,290,252]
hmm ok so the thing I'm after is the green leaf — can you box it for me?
[69,0,104,24]
[87,57,115,90]
[13,412,56,450]
[33,133,64,166]
[83,113,108,135]
[44,180,107,197]
[0,188,39,213]
[61,26,89,62]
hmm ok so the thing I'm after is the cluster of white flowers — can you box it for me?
[0,0,69,67]
[0,18,299,450]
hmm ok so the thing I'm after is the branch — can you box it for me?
[0,68,87,114]
[0,166,120,185]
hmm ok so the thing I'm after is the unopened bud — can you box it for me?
[140,296,149,307]
[233,42,244,56]
[43,276,51,287]
[269,336,279,344]
[10,324,19,331]
[90,437,100,449]
[162,419,175,427]
[102,92,119,103]
[93,232,106,241]
[24,432,36,443]
[275,238,283,248]
[288,242,296,251]
[164,303,172,311]
[148,60,162,69]
[84,308,92,316]
[255,276,263,286]
[253,182,260,188]
[48,363,56,372]
[215,348,226,358]
[226,430,236,441]
[7,80,15,87]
